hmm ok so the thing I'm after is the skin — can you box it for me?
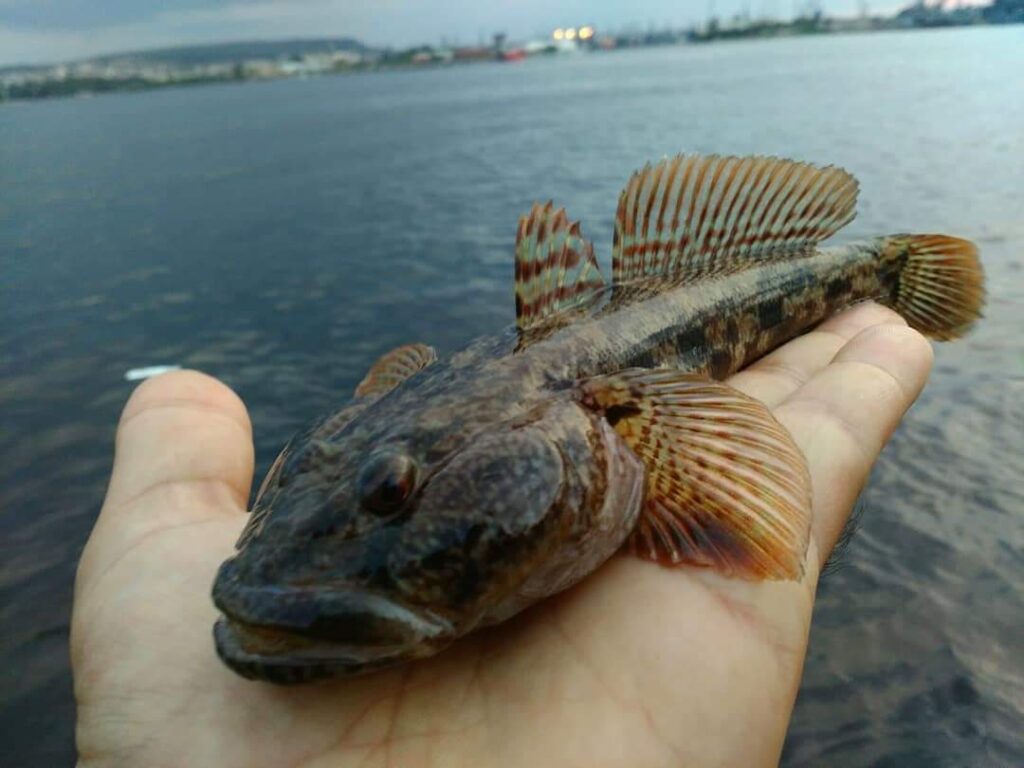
[72,301,933,768]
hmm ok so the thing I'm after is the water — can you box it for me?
[2,27,1022,766]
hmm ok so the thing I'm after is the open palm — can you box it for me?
[72,303,933,768]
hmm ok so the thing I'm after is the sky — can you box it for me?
[0,0,963,67]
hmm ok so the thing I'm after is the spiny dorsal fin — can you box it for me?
[515,202,605,334]
[612,154,859,286]
[355,343,436,398]
[579,368,811,580]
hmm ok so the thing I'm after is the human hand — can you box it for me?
[72,302,933,768]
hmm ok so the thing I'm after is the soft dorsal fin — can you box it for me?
[354,343,436,398]
[612,154,859,285]
[579,368,811,580]
[515,202,605,333]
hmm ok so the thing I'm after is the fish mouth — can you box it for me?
[213,564,453,684]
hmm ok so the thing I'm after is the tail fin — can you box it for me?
[890,235,985,341]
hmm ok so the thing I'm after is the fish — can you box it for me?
[211,154,985,684]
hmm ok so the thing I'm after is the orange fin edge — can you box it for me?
[579,369,811,581]
[355,343,437,398]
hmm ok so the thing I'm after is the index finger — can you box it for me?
[729,301,908,408]
[773,323,934,576]
[77,371,253,597]
[106,370,254,515]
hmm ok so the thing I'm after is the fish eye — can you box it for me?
[357,451,417,514]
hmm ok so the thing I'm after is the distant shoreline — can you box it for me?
[2,10,1021,105]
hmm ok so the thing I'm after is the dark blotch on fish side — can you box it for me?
[825,276,852,301]
[757,296,785,330]
[674,324,708,354]
[628,349,659,368]
[709,349,735,380]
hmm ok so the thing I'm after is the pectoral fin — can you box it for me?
[579,369,811,580]
[355,343,437,398]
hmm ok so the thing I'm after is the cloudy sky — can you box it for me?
[1,0,939,66]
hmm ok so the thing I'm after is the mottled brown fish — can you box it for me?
[212,154,984,684]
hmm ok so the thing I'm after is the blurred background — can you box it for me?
[1,1,1022,765]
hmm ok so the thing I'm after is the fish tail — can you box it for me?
[884,234,985,341]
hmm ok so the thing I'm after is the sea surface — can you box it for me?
[2,26,1022,766]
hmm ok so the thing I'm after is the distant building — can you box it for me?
[523,40,555,55]
[551,38,581,53]
[827,15,880,32]
[894,0,983,27]
[983,0,1024,24]
[452,46,494,61]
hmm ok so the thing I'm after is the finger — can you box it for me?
[105,369,254,515]
[773,324,934,573]
[729,302,908,407]
[77,371,253,598]
[96,370,252,547]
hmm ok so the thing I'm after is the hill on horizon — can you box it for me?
[2,37,374,72]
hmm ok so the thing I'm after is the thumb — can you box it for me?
[76,370,254,597]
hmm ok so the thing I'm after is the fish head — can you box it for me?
[212,389,644,683]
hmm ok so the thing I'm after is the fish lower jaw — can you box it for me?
[213,617,446,685]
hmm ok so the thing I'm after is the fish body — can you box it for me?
[212,155,984,683]
[523,240,896,380]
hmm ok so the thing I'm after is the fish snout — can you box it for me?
[212,559,453,681]
[214,564,451,642]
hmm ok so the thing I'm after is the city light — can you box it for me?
[552,26,593,42]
